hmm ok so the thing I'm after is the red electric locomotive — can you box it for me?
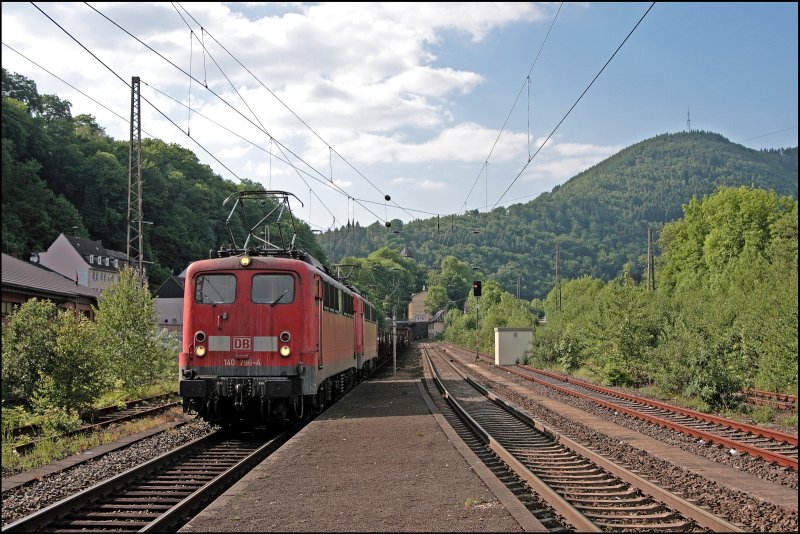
[179,191,380,425]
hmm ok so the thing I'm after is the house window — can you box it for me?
[104,257,109,267]
[89,255,94,264]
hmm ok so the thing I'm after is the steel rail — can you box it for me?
[464,374,743,533]
[744,388,797,411]
[427,346,743,532]
[507,364,797,471]
[422,348,601,532]
[2,430,290,533]
[520,365,798,446]
[12,401,181,456]
[11,394,179,437]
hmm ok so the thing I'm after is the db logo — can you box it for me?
[233,337,252,350]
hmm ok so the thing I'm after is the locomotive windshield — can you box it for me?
[195,274,236,304]
[252,274,295,305]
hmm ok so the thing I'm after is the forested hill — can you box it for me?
[2,68,795,297]
[1,69,326,287]
[320,131,797,299]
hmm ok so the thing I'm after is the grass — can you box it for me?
[464,497,482,508]
[93,380,178,410]
[1,407,184,475]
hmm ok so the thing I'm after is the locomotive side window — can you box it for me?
[195,274,236,304]
[252,274,295,304]
[323,281,332,310]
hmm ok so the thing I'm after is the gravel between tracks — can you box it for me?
[4,344,796,532]
[456,353,798,533]
[1,419,215,526]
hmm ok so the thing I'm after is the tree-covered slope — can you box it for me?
[1,70,326,288]
[321,131,797,299]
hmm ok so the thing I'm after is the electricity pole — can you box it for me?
[392,304,397,377]
[647,227,655,292]
[473,280,482,361]
[127,76,145,286]
[555,244,562,311]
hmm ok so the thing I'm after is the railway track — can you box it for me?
[2,428,295,533]
[443,343,798,472]
[511,363,798,471]
[423,344,743,532]
[744,388,798,411]
[11,396,182,456]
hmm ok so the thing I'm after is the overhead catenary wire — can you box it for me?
[19,3,512,232]
[166,6,347,230]
[142,81,343,225]
[29,1,370,242]
[173,2,418,222]
[20,2,661,241]
[30,2,244,183]
[491,2,656,210]
[741,126,798,142]
[7,34,409,232]
[458,2,563,215]
[2,42,133,129]
[93,0,401,229]
[81,2,378,227]
[6,34,668,254]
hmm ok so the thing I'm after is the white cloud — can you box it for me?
[391,176,447,190]
[521,139,622,184]
[0,2,578,226]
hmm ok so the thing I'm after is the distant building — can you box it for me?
[34,233,129,291]
[407,287,445,339]
[408,288,430,322]
[2,253,100,324]
[153,274,186,338]
[427,309,446,338]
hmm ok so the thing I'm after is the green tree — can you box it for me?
[424,284,449,316]
[94,266,178,387]
[37,311,107,414]
[1,299,59,404]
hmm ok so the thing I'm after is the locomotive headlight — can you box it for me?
[239,255,252,267]
[279,345,291,357]
[195,345,207,357]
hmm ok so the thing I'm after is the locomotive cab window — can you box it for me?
[195,274,237,304]
[252,274,295,304]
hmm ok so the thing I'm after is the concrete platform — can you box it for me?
[179,346,543,532]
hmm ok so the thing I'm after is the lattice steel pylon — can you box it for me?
[126,76,145,284]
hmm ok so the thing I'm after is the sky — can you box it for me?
[2,2,797,233]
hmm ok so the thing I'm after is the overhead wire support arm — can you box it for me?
[458,2,563,215]
[172,1,414,222]
[491,1,655,210]
[221,191,304,254]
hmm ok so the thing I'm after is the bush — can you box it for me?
[94,266,178,388]
[1,299,59,403]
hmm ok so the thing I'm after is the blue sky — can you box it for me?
[2,2,797,232]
